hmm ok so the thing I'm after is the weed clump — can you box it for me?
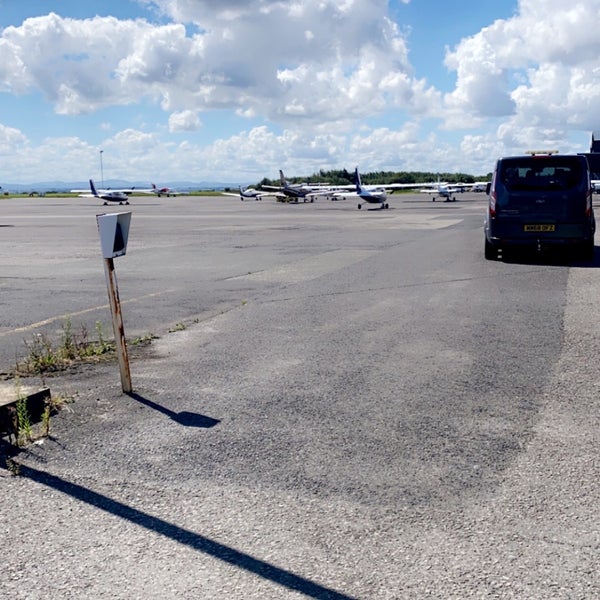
[15,319,115,376]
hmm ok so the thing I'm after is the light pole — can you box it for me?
[99,149,104,187]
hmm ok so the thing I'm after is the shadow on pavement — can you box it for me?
[17,464,356,600]
[127,392,220,428]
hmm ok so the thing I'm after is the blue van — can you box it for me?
[484,152,595,260]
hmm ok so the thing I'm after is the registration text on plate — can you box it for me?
[524,224,555,232]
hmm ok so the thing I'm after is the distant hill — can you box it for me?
[0,180,247,194]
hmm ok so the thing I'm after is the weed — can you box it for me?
[15,319,116,376]
[22,332,58,374]
[15,398,32,446]
[131,333,159,346]
[40,392,71,438]
[11,319,159,378]
[168,323,186,333]
[41,403,51,438]
[5,458,20,476]
[95,321,111,354]
[61,316,77,360]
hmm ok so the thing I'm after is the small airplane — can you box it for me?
[469,182,488,192]
[74,179,132,205]
[221,186,273,201]
[419,182,464,202]
[262,170,324,203]
[150,183,186,197]
[331,167,390,209]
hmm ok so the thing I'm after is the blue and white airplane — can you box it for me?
[74,180,133,205]
[330,167,390,209]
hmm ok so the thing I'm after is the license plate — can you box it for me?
[524,224,555,232]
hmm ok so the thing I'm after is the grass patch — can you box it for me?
[14,318,116,377]
[7,379,72,448]
[131,333,159,346]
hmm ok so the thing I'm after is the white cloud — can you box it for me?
[0,2,434,125]
[168,110,201,132]
[443,0,600,142]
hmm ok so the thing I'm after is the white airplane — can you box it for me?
[221,186,272,201]
[419,182,464,202]
[74,179,133,205]
[331,167,389,209]
[149,183,187,197]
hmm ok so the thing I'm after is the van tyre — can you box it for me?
[484,238,496,260]
[581,238,595,261]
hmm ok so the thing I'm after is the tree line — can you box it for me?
[257,168,490,188]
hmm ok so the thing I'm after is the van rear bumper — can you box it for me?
[485,221,594,248]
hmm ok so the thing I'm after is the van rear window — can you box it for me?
[500,158,584,192]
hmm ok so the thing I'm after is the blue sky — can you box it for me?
[0,0,598,185]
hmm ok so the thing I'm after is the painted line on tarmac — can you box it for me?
[0,289,175,337]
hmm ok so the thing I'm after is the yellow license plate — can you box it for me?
[524,224,555,232]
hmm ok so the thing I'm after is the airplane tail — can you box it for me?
[89,179,99,197]
[279,170,289,188]
[354,167,363,193]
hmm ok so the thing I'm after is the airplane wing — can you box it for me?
[261,185,284,191]
[385,183,433,190]
[70,187,142,195]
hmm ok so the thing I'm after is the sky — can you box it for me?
[1,0,600,185]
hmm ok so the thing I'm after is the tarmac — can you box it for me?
[1,194,599,599]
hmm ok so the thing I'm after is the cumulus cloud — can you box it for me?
[168,110,201,132]
[0,2,438,125]
[444,0,600,142]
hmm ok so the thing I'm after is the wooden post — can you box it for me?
[103,257,132,393]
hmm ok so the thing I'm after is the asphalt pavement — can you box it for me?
[1,193,599,599]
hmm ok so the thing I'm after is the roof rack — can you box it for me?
[525,150,559,156]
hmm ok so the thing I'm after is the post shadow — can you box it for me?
[127,392,220,428]
[18,464,356,600]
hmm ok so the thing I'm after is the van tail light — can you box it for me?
[586,188,593,217]
[489,191,497,218]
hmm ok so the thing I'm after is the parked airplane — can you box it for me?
[150,183,186,197]
[74,180,132,205]
[469,182,488,192]
[419,182,464,202]
[262,170,325,203]
[221,186,272,201]
[330,167,389,209]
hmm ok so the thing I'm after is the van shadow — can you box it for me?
[126,392,220,428]
[500,246,600,268]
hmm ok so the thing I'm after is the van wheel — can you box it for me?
[581,239,595,261]
[484,238,496,260]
